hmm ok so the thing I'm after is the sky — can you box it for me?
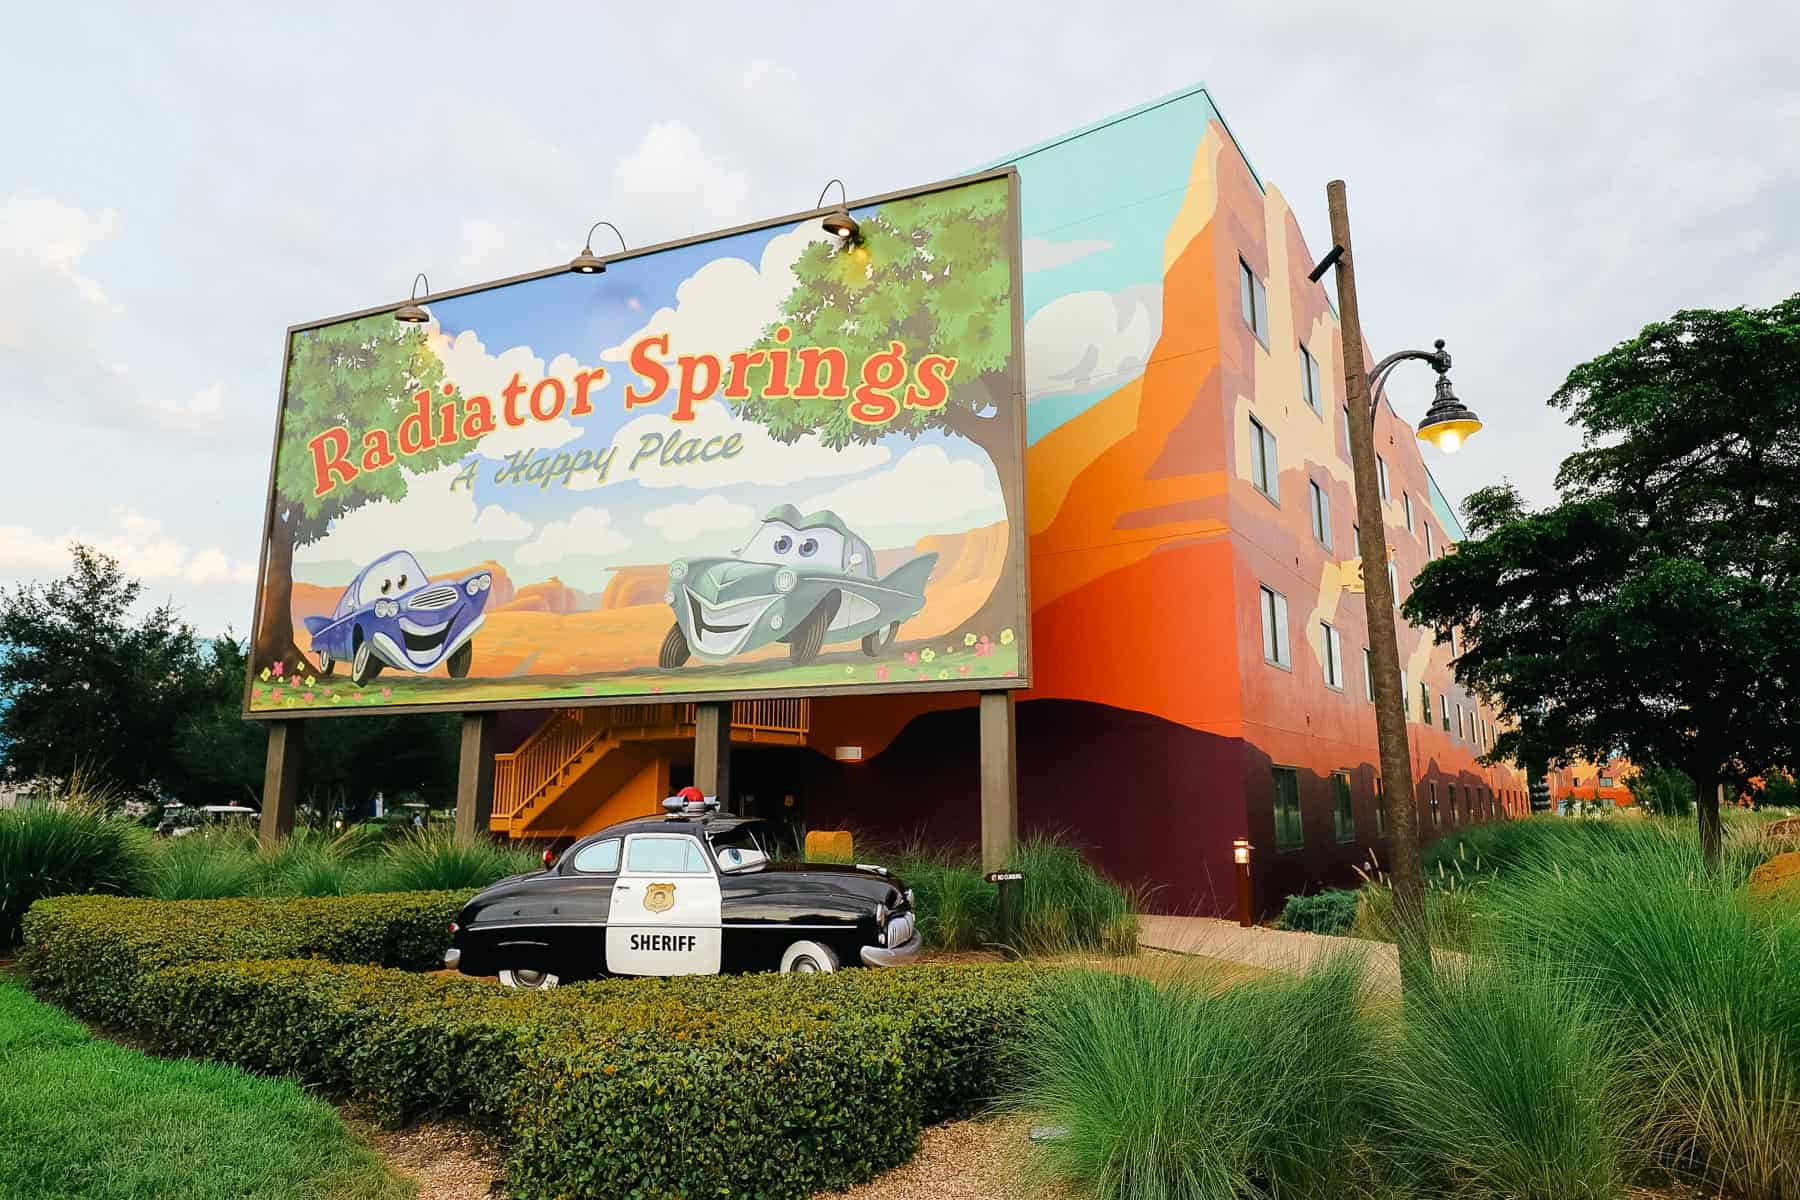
[2,0,1796,636]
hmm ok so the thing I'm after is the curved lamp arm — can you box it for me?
[1367,339,1451,419]
[816,178,848,210]
[581,221,627,255]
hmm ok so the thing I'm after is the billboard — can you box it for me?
[245,169,1027,718]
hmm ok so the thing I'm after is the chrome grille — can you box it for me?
[885,912,916,947]
[407,585,460,611]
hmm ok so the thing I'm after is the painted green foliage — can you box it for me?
[743,179,1014,451]
[255,315,463,669]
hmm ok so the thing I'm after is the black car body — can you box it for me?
[445,808,918,987]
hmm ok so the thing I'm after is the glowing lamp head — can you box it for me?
[1232,838,1253,866]
[568,248,607,274]
[393,301,429,324]
[1416,347,1480,455]
[821,204,860,244]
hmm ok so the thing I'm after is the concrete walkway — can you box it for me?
[1137,915,1402,991]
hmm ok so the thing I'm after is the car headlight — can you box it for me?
[670,560,687,581]
[775,568,796,593]
[375,599,397,619]
[875,902,889,925]
[664,590,675,605]
[466,578,482,596]
[769,614,783,630]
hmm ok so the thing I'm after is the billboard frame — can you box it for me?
[242,166,1029,721]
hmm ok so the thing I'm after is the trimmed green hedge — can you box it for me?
[1277,887,1361,934]
[21,893,1046,1200]
[19,890,467,1026]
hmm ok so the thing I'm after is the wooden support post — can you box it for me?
[455,713,498,840]
[259,720,303,847]
[979,691,1018,872]
[695,701,731,812]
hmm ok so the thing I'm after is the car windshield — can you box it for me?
[737,522,847,570]
[353,551,430,608]
[708,824,770,872]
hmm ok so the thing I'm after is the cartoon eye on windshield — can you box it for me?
[772,535,793,555]
[799,537,819,557]
[397,574,408,589]
[380,579,392,595]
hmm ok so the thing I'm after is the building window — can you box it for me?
[1272,766,1303,849]
[1249,415,1279,502]
[1375,776,1388,834]
[1420,681,1431,725]
[1430,781,1440,827]
[1440,694,1451,732]
[1425,522,1435,557]
[1401,669,1410,716]
[1260,585,1291,669]
[1448,783,1459,825]
[1321,621,1343,689]
[1308,479,1332,548]
[1599,775,1616,788]
[1239,258,1268,347]
[1403,492,1415,532]
[1333,771,1355,843]
[1456,703,1465,741]
[1300,343,1323,415]
[1363,648,1374,701]
[1377,454,1390,499]
[1341,404,1352,459]
[1388,559,1399,608]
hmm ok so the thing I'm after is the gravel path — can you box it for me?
[818,1118,1069,1200]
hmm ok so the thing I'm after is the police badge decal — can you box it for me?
[643,882,676,913]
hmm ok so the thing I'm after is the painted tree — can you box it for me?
[1404,296,1800,867]
[255,315,464,674]
[742,180,1017,628]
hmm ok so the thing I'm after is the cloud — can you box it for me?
[607,121,755,249]
[515,507,631,566]
[600,219,829,363]
[569,397,890,491]
[1022,236,1113,272]
[294,464,532,565]
[802,445,1003,533]
[1024,284,1162,401]
[0,510,253,589]
[643,494,756,544]
[427,327,590,457]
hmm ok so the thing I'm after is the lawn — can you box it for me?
[0,977,408,1200]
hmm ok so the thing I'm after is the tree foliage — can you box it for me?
[1404,295,1800,863]
[0,546,209,799]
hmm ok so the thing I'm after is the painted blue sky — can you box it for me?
[290,202,1005,592]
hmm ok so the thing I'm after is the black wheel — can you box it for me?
[317,651,335,677]
[659,623,691,668]
[787,593,841,666]
[350,632,382,687]
[446,641,473,678]
[860,620,901,657]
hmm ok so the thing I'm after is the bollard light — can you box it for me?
[1232,838,1252,865]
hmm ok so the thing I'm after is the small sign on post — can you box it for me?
[985,870,1025,954]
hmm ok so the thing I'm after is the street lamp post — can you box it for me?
[1318,179,1480,994]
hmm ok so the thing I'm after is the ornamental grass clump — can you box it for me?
[360,826,540,893]
[1005,835,1139,955]
[1380,959,1637,1200]
[1014,954,1382,1200]
[146,829,261,900]
[0,791,151,949]
[1484,826,1800,1200]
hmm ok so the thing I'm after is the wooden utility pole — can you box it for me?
[1327,179,1432,991]
[258,720,303,847]
[978,692,1018,872]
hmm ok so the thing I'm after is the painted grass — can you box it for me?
[247,641,1023,712]
[0,978,409,1200]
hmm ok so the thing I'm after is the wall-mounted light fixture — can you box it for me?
[816,179,861,245]
[393,273,432,323]
[569,221,627,274]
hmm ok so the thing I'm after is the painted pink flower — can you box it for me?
[957,664,971,676]
[916,671,929,681]
[875,666,889,681]
[974,636,994,658]
[272,661,285,678]
[381,686,393,698]
[255,688,266,700]
[271,687,283,701]
[904,650,920,666]
[302,691,314,701]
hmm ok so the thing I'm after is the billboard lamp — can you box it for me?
[570,221,627,274]
[816,179,861,245]
[393,273,432,324]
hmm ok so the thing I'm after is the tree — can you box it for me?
[742,181,1017,629]
[1628,765,1696,818]
[0,545,210,800]
[1404,296,1800,867]
[256,315,464,674]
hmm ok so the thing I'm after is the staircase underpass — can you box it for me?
[489,700,810,840]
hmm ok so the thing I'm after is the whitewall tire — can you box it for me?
[498,968,560,990]
[779,940,839,974]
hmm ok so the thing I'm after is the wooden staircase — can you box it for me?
[490,700,810,838]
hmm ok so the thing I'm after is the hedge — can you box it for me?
[1277,887,1361,935]
[19,890,467,1026]
[21,893,1047,1200]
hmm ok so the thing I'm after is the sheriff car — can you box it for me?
[444,793,918,988]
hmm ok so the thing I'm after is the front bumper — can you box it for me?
[443,947,461,970]
[860,931,921,967]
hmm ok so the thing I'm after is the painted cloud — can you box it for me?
[1024,283,1162,401]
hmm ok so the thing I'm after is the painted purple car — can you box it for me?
[302,550,491,686]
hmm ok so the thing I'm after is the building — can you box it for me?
[487,85,1527,918]
[1547,756,1636,811]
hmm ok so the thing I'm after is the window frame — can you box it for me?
[1308,478,1332,549]
[1249,415,1279,504]
[1440,694,1451,732]
[1363,648,1374,702]
[1321,621,1343,690]
[1403,491,1415,532]
[570,837,622,875]
[1259,584,1292,670]
[1332,770,1355,843]
[1299,342,1323,415]
[622,833,714,876]
[1377,454,1391,500]
[1272,765,1303,850]
[1239,258,1269,348]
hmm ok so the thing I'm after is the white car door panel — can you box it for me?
[606,833,722,975]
